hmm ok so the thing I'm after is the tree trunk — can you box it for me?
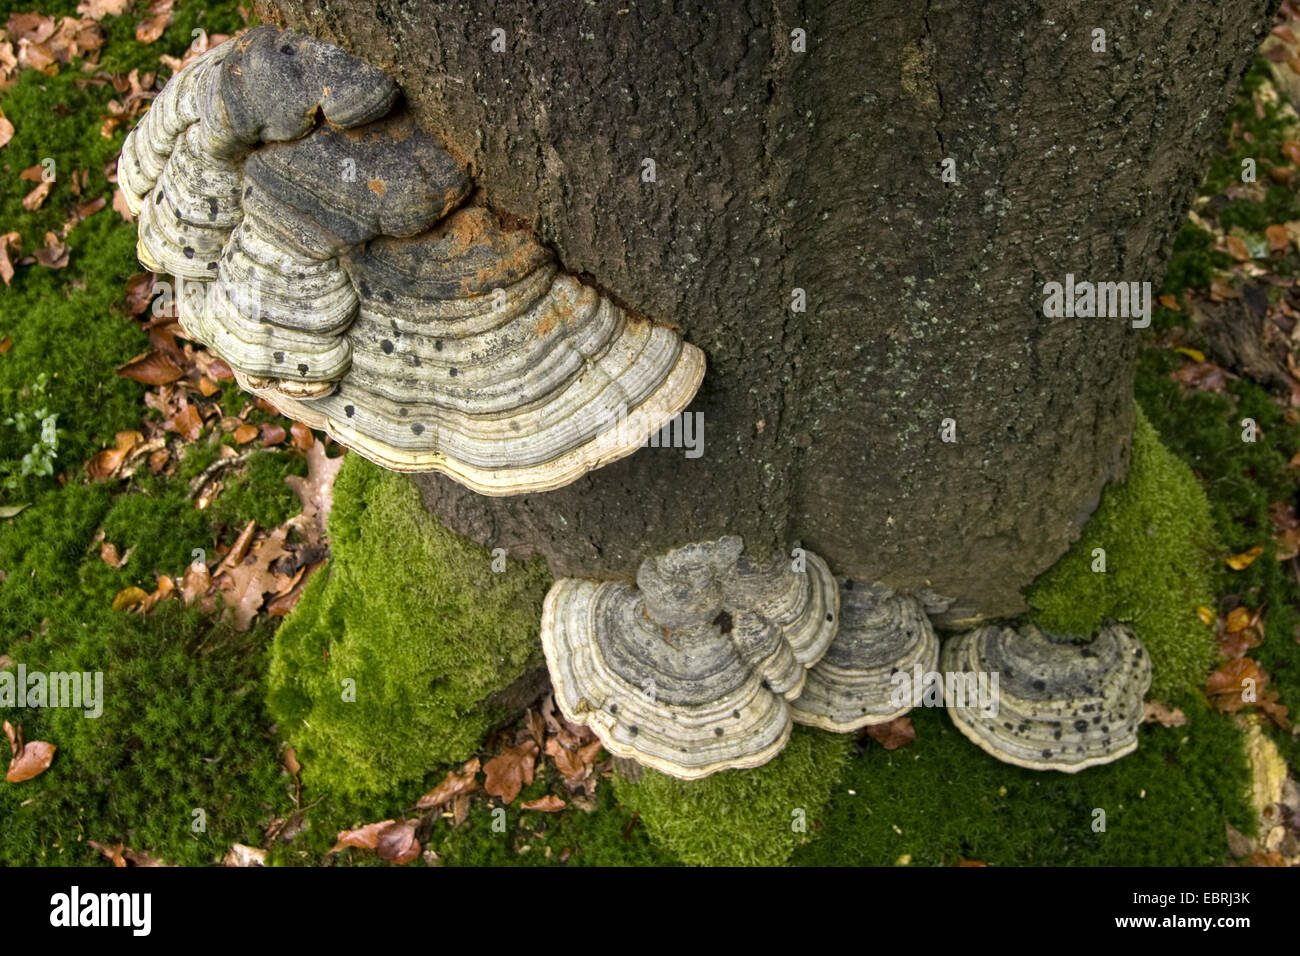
[256,0,1275,623]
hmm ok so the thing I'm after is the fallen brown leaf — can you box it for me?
[290,421,314,451]
[330,820,420,865]
[21,179,51,211]
[87,840,126,867]
[864,715,915,750]
[521,794,566,812]
[7,741,55,782]
[483,741,538,804]
[0,232,17,285]
[111,585,148,610]
[134,0,173,43]
[259,423,286,446]
[115,349,182,385]
[32,232,69,269]
[1227,545,1265,570]
[415,757,481,810]
[1142,700,1187,728]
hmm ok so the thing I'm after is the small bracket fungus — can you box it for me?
[941,622,1152,772]
[790,578,939,732]
[540,536,839,779]
[121,26,705,496]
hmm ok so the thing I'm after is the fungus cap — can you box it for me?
[540,537,838,779]
[941,622,1152,772]
[790,578,940,732]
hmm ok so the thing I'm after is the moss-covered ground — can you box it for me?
[0,7,1295,866]
[266,456,553,797]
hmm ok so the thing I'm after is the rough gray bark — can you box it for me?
[257,0,1275,623]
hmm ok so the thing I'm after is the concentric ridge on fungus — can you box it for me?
[940,622,1152,772]
[789,578,939,732]
[122,26,705,495]
[540,536,839,779]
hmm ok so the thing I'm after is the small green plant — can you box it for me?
[2,374,64,490]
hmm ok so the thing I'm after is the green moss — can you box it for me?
[1137,352,1300,770]
[793,696,1253,866]
[0,603,289,866]
[613,726,851,866]
[1027,406,1217,696]
[267,456,553,796]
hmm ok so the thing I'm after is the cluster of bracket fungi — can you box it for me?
[541,536,1153,779]
[124,29,1155,782]
[121,26,704,496]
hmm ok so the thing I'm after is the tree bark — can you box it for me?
[256,0,1275,623]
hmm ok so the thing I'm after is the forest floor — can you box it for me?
[0,0,1298,866]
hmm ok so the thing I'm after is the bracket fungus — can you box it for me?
[941,622,1152,772]
[540,536,839,779]
[789,579,939,732]
[121,26,705,495]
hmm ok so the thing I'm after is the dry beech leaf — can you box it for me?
[1224,606,1252,633]
[520,794,566,812]
[415,757,480,810]
[330,820,420,865]
[1142,700,1187,728]
[259,423,286,446]
[111,585,148,610]
[233,423,258,444]
[223,844,267,867]
[290,421,314,451]
[21,179,51,211]
[1226,545,1265,570]
[115,349,182,385]
[864,715,915,750]
[88,840,126,867]
[483,741,538,804]
[7,738,55,782]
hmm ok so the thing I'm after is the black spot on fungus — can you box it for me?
[825,612,833,622]
[713,610,733,634]
[1033,679,1045,691]
[298,364,309,376]
[411,423,424,435]
[206,262,217,272]
[207,197,218,220]
[713,727,723,737]
[1053,730,1062,740]
[844,580,854,590]
[182,246,194,259]
[1073,719,1088,732]
[629,726,638,735]
[273,351,285,364]
[411,355,421,367]
[435,340,443,351]
[244,186,253,199]
[398,407,408,417]
[280,43,294,54]
[155,191,164,205]
[609,703,618,714]
[359,280,372,298]
[1041,749,1052,759]
[344,405,355,417]
[449,368,458,377]
[732,710,740,719]
[381,339,394,354]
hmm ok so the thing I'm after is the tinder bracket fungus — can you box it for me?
[790,578,940,732]
[540,536,839,779]
[121,26,705,496]
[941,622,1152,772]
